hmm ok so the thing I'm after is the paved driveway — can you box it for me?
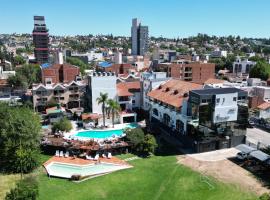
[246,128,270,146]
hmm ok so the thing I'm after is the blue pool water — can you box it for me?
[76,129,123,139]
[75,123,138,139]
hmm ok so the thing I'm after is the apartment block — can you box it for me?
[157,61,215,84]
[32,79,85,112]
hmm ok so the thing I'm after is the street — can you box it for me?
[246,128,270,147]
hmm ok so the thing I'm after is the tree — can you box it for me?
[52,117,72,133]
[0,103,41,173]
[125,128,145,151]
[96,92,108,127]
[66,57,88,75]
[249,61,270,81]
[5,176,38,200]
[140,134,157,156]
[13,55,26,65]
[8,64,41,89]
[107,99,121,128]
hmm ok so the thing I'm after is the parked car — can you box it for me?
[247,120,255,128]
[237,152,250,160]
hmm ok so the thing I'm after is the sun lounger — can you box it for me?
[55,150,60,157]
[108,152,112,159]
[93,154,99,161]
[102,154,106,158]
[59,151,64,157]
[64,151,69,158]
[86,155,93,160]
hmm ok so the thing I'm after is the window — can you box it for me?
[163,113,171,126]
[36,91,41,95]
[202,99,207,103]
[216,98,220,104]
[60,97,64,100]
[132,100,135,105]
[233,97,237,101]
[176,120,184,133]
[153,108,158,116]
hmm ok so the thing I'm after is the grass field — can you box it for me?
[38,154,257,200]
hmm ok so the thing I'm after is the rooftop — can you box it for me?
[147,79,202,108]
[257,102,270,110]
[204,78,226,85]
[117,81,140,97]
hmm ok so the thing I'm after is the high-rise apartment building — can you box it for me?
[131,18,149,56]
[33,16,49,64]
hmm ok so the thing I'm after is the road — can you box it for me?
[246,128,270,147]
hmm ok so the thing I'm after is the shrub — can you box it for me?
[140,134,158,156]
[5,176,38,200]
[52,117,72,133]
[259,193,270,200]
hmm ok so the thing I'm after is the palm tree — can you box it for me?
[107,99,121,128]
[96,92,108,127]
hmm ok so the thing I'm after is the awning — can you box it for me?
[235,144,256,154]
[250,150,270,162]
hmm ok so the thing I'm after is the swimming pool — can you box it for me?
[74,123,138,139]
[76,129,123,139]
[46,162,130,178]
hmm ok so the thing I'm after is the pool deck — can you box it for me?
[43,156,131,167]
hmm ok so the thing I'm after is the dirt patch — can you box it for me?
[177,155,269,195]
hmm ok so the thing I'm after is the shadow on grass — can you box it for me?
[155,137,184,156]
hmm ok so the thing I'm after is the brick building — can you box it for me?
[41,63,80,84]
[156,62,215,84]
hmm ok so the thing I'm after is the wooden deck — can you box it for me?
[43,155,130,167]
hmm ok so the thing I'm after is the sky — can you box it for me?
[0,0,269,38]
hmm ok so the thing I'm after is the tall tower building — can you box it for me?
[33,16,49,64]
[131,18,149,56]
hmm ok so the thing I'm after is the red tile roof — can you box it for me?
[257,102,270,110]
[148,79,202,108]
[117,81,140,97]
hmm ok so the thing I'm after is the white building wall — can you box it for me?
[259,109,270,119]
[89,73,117,114]
[233,59,256,74]
[213,93,238,123]
[150,100,189,134]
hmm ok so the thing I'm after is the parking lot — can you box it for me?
[178,148,269,195]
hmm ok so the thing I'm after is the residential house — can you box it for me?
[233,57,256,74]
[257,102,270,119]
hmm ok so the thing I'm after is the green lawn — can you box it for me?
[38,155,257,200]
